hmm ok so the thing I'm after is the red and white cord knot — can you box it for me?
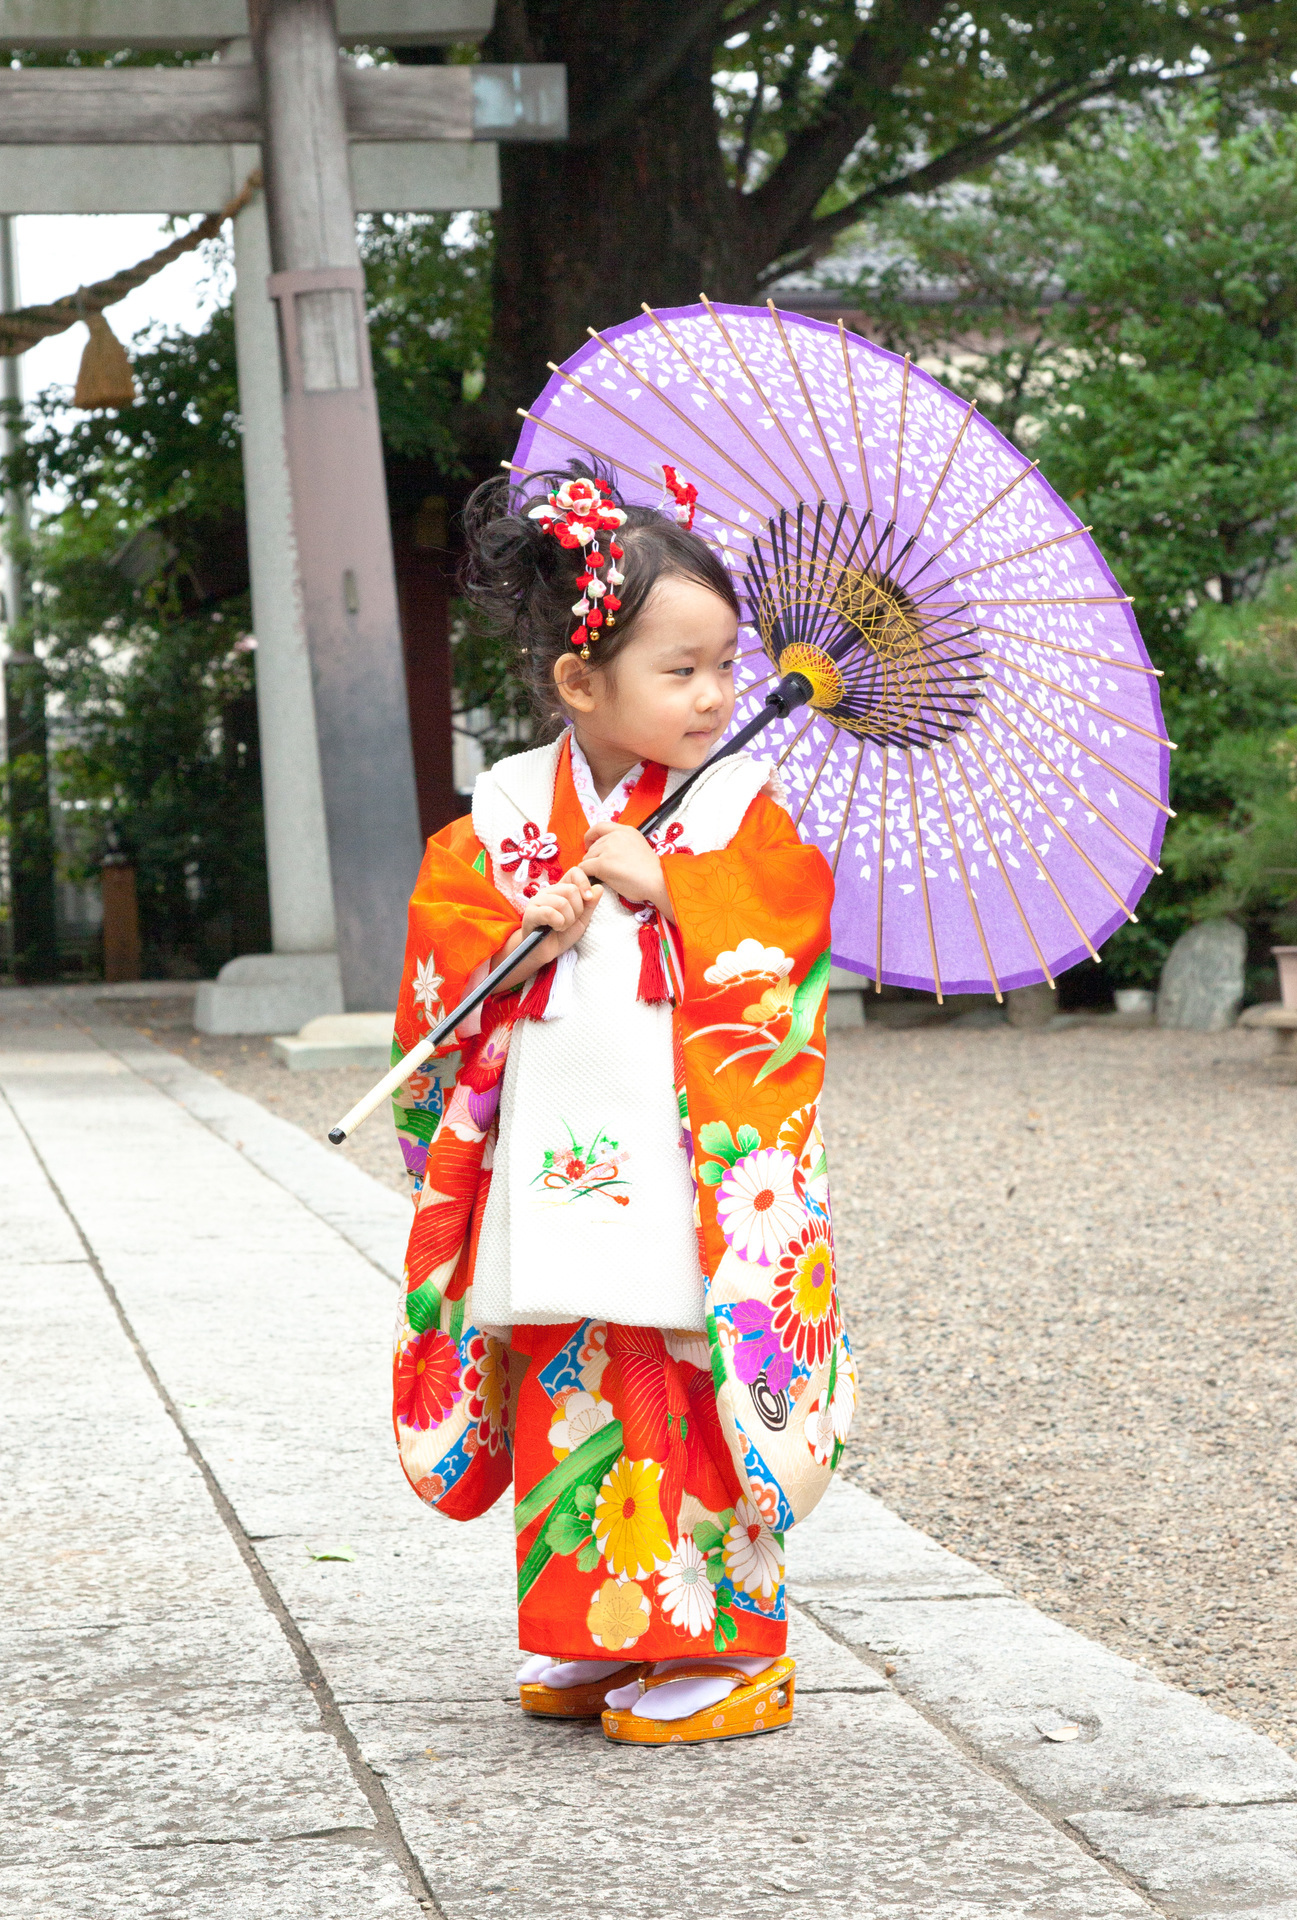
[499,821,562,898]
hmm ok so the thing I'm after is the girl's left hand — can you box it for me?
[581,820,675,922]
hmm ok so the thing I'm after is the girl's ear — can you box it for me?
[553,650,598,715]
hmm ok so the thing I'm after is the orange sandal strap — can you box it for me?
[603,1658,796,1746]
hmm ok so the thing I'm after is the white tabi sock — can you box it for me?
[518,1657,628,1689]
[605,1656,778,1720]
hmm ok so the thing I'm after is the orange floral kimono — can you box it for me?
[390,735,855,1661]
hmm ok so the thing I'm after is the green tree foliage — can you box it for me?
[363,211,493,467]
[2,216,492,973]
[839,98,1297,987]
[1162,578,1297,942]
[4,304,266,974]
[480,0,1297,436]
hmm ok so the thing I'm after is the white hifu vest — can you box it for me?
[469,734,774,1334]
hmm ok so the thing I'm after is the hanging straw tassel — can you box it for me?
[73,311,137,410]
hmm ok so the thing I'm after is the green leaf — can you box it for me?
[447,1293,466,1343]
[697,1120,739,1164]
[308,1545,356,1562]
[513,1421,625,1533]
[472,850,487,875]
[735,1124,761,1155]
[575,1482,597,1517]
[706,1550,725,1584]
[699,1160,725,1187]
[403,1280,442,1334]
[754,948,830,1085]
[395,1106,439,1143]
[518,1483,575,1603]
[692,1519,724,1554]
[717,1508,735,1532]
[715,1608,738,1647]
[545,1510,593,1556]
[576,1539,602,1574]
[706,1313,728,1399]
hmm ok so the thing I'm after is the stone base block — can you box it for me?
[1005,981,1055,1029]
[272,1011,395,1072]
[194,953,343,1036]
[826,964,867,1031]
[826,989,865,1030]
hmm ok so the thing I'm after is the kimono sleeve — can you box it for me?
[391,817,520,1187]
[662,790,832,1021]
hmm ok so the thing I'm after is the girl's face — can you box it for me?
[555,575,739,773]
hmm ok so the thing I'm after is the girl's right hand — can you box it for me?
[519,866,602,964]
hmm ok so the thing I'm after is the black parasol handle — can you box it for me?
[327,672,812,1144]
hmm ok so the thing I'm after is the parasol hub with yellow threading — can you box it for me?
[775,641,844,711]
[750,504,984,749]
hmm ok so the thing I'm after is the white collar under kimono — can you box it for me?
[565,730,644,827]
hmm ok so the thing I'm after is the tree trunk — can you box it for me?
[481,6,764,457]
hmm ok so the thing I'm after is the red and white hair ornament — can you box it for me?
[661,464,698,531]
[528,476,627,659]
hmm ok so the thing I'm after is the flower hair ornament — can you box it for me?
[660,465,697,530]
[528,477,628,659]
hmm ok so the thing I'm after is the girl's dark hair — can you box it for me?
[460,460,740,734]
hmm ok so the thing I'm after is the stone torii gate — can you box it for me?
[0,1,563,1027]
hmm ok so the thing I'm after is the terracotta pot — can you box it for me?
[1272,946,1297,1011]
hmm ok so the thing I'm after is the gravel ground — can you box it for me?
[109,996,1297,1756]
[823,1018,1297,1759]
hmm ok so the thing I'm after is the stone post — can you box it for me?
[230,126,338,962]
[249,0,423,1014]
[194,134,348,1035]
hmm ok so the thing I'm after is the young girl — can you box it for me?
[389,466,855,1745]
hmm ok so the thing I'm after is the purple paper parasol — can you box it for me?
[512,301,1170,998]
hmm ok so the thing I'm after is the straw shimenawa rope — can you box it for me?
[0,169,262,363]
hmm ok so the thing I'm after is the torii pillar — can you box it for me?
[249,0,420,1017]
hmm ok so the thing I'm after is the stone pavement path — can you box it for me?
[5,988,1297,1919]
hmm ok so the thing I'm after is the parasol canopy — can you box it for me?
[511,300,1170,1000]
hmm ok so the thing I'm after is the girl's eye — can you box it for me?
[672,667,693,678]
